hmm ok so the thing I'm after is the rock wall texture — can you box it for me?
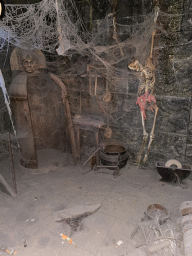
[0,0,192,166]
[63,0,192,165]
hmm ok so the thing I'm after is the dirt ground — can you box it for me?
[0,148,191,256]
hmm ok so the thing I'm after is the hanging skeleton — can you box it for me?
[128,29,158,164]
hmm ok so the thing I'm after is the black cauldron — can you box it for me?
[100,141,129,169]
[156,161,191,182]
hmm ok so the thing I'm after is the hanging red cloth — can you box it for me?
[136,92,157,119]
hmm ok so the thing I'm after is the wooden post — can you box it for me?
[83,147,100,166]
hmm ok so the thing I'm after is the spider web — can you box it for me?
[0,0,186,131]
[0,0,159,79]
[0,0,176,129]
[0,0,187,164]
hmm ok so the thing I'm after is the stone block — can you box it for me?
[155,97,190,134]
[152,132,187,159]
[54,204,101,222]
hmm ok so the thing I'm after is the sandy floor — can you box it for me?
[0,148,191,256]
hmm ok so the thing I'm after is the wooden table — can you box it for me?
[73,115,105,155]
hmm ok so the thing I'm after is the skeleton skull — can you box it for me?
[128,59,142,72]
[22,54,38,73]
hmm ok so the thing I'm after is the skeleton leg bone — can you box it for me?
[143,106,158,163]
[137,111,148,164]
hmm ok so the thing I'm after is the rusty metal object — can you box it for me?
[180,201,192,216]
[82,145,120,177]
[100,141,129,169]
[145,204,170,224]
[156,161,191,182]
[181,208,192,216]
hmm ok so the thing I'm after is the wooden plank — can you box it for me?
[83,147,100,166]
[50,73,79,163]
[0,174,16,197]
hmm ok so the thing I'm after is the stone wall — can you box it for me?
[1,0,192,166]
[60,0,192,166]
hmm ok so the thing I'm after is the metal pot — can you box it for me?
[100,141,129,169]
